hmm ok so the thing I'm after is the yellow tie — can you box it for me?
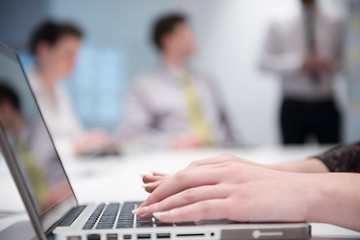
[18,139,49,211]
[180,72,213,146]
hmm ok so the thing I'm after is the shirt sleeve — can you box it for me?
[313,142,360,173]
[117,79,176,148]
[58,85,85,138]
[259,21,304,76]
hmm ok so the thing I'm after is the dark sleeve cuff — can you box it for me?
[311,142,360,173]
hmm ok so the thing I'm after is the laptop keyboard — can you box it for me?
[81,202,196,230]
[83,203,106,229]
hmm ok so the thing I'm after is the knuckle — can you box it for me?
[172,208,185,220]
[150,202,161,213]
[199,201,211,216]
[182,188,196,202]
[225,198,249,221]
[218,155,239,165]
[224,198,237,219]
[174,170,188,182]
[188,162,197,168]
[147,192,158,203]
[218,154,235,160]
[189,159,204,168]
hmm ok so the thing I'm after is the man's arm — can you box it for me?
[259,22,304,75]
[117,80,173,148]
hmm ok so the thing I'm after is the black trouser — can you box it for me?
[280,98,341,144]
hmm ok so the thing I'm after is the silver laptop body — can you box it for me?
[0,41,311,240]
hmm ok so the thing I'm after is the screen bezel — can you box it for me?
[0,41,79,238]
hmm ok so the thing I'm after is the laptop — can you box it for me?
[0,41,311,240]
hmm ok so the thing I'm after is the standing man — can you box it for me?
[119,13,236,148]
[260,0,345,144]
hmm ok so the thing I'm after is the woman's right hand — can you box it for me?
[141,155,259,193]
[136,157,319,224]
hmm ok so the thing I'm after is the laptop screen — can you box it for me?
[0,42,77,232]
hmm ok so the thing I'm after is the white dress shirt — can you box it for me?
[26,68,84,141]
[260,7,345,101]
[118,65,236,148]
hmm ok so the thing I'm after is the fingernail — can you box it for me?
[153,211,167,219]
[132,208,139,215]
[141,183,150,189]
[133,206,148,218]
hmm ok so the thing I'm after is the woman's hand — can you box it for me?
[141,155,259,193]
[136,156,316,224]
[141,172,169,193]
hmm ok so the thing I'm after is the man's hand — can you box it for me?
[75,129,114,155]
[302,54,338,72]
[171,133,207,149]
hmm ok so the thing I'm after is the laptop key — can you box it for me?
[136,222,153,228]
[96,203,120,229]
[137,233,151,239]
[175,222,196,226]
[115,201,138,229]
[155,222,174,227]
[116,223,133,228]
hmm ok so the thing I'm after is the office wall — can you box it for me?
[0,0,48,49]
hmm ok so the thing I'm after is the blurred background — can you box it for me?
[1,0,359,146]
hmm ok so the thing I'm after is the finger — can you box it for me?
[186,157,220,169]
[187,155,249,169]
[152,199,230,223]
[151,171,168,177]
[141,163,227,201]
[142,181,162,193]
[141,167,222,207]
[138,184,229,218]
[142,175,168,184]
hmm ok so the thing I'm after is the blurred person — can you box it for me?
[0,83,72,212]
[260,0,345,144]
[27,21,114,155]
[135,142,360,231]
[119,13,236,149]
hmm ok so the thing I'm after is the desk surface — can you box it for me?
[1,146,360,239]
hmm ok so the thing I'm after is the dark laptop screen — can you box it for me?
[0,42,77,231]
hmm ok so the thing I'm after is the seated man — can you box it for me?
[27,21,114,156]
[119,13,237,149]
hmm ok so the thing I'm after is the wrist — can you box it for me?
[267,159,329,173]
[302,174,333,223]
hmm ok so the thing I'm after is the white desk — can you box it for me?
[1,146,360,239]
